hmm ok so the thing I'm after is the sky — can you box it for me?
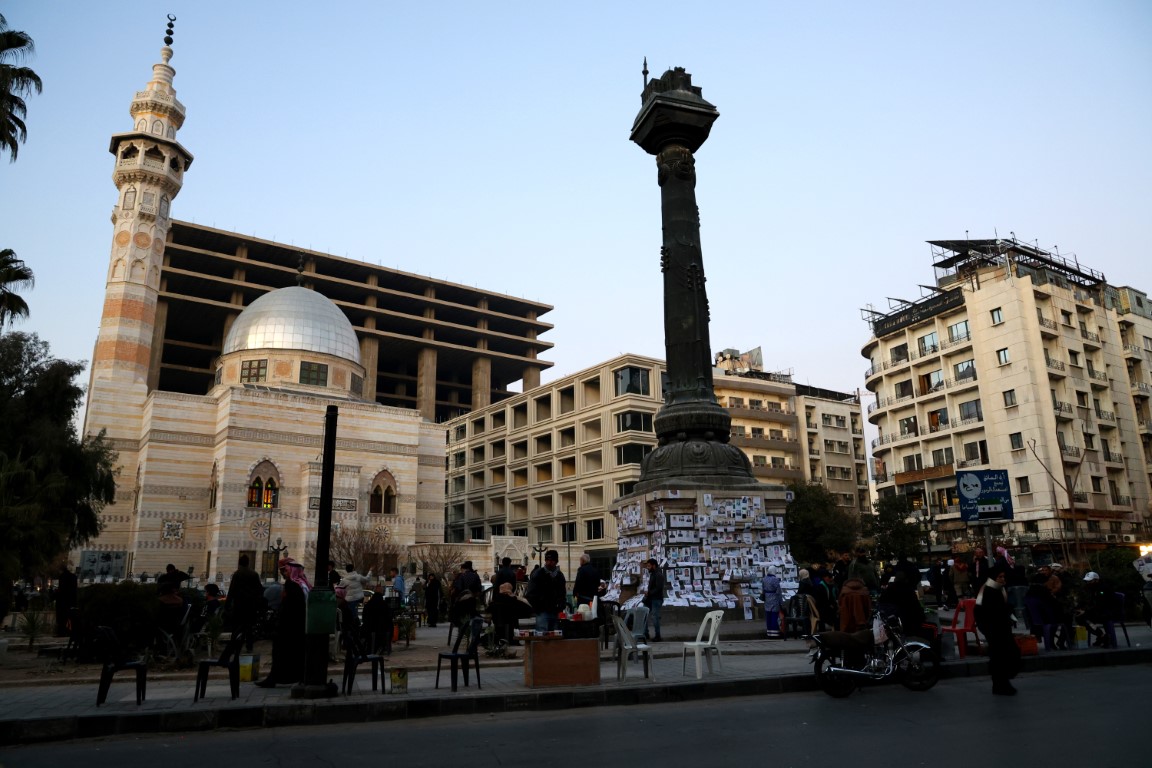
[2,1,1150,407]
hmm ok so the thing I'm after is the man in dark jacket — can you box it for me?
[527,550,567,632]
[642,558,666,642]
[492,557,517,594]
[974,565,1020,695]
[424,573,442,627]
[228,554,266,652]
[572,553,600,606]
[450,562,483,624]
[970,546,991,585]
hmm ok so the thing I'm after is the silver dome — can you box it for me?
[222,286,361,364]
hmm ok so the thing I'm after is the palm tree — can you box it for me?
[1,13,43,162]
[0,249,34,328]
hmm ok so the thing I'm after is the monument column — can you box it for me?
[630,66,759,492]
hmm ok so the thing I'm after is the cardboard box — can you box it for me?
[239,654,261,682]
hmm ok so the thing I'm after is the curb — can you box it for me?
[1,646,1148,746]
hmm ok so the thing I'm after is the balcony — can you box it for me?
[1053,401,1074,420]
[1088,370,1109,389]
[731,434,801,453]
[874,473,890,484]
[941,332,972,351]
[1081,329,1101,347]
[1133,381,1152,398]
[947,373,978,391]
[751,464,805,482]
[956,457,986,469]
[1095,408,1115,422]
[1111,495,1132,507]
[1124,344,1142,358]
[1046,359,1066,377]
[1102,449,1124,465]
[1072,491,1089,503]
[1038,316,1058,337]
[806,421,818,431]
[1060,445,1081,459]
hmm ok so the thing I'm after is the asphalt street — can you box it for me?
[0,664,1144,768]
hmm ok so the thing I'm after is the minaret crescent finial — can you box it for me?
[643,57,649,88]
[296,255,306,286]
[164,15,176,46]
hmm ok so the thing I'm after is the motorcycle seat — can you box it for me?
[816,629,874,651]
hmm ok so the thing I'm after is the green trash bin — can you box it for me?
[305,589,338,634]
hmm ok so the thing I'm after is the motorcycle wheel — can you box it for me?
[896,647,940,691]
[814,654,857,698]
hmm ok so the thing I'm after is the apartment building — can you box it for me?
[862,239,1151,561]
[795,385,872,514]
[444,353,867,575]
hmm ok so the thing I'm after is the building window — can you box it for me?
[895,380,914,398]
[898,416,918,436]
[947,320,970,342]
[585,519,604,541]
[512,527,528,538]
[490,523,506,537]
[123,187,137,210]
[300,361,328,386]
[751,427,765,438]
[470,526,485,541]
[753,455,768,467]
[891,343,909,364]
[1017,477,1031,494]
[614,366,650,397]
[560,522,577,543]
[615,411,654,433]
[535,525,553,544]
[953,359,976,381]
[958,400,983,422]
[1003,389,1017,407]
[1009,432,1024,450]
[616,443,652,466]
[241,359,267,383]
[246,461,280,508]
[351,374,364,397]
[931,447,954,466]
[990,308,1003,324]
[902,454,923,472]
[617,481,637,497]
[996,348,1010,365]
[1060,310,1073,326]
[1068,350,1080,367]
[1091,476,1103,493]
[917,332,939,356]
[369,471,397,515]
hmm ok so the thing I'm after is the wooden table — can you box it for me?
[522,636,600,687]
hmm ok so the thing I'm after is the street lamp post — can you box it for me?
[531,543,548,566]
[268,537,288,582]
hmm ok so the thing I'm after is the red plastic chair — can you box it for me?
[939,598,982,658]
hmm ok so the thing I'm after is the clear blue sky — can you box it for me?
[2,1,1149,401]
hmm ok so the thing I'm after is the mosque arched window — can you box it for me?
[247,479,263,508]
[262,479,279,508]
[136,119,147,131]
[152,120,163,135]
[123,187,137,210]
[368,471,397,515]
[159,195,170,219]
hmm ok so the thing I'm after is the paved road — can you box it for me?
[1,665,1144,767]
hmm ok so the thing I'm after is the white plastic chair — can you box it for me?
[611,614,654,681]
[682,609,724,678]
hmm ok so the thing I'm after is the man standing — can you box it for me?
[527,550,567,632]
[228,554,266,652]
[493,557,517,594]
[322,560,342,588]
[642,558,666,642]
[832,551,852,588]
[156,563,190,591]
[450,561,482,624]
[424,573,442,627]
[974,565,1021,695]
[389,567,405,603]
[970,546,991,585]
[573,553,600,606]
[847,548,880,594]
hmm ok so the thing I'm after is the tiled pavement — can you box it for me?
[1,617,1148,746]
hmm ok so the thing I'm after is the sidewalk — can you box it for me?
[1,617,1148,746]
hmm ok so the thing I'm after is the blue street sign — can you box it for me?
[957,469,1014,522]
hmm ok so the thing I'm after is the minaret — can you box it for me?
[630,66,761,492]
[85,16,193,443]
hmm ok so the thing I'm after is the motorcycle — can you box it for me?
[805,610,940,698]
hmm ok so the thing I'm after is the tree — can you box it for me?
[0,13,42,163]
[0,249,34,329]
[0,333,117,584]
[863,494,924,562]
[322,523,405,576]
[783,482,860,564]
[415,542,467,581]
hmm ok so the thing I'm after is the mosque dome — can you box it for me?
[222,286,361,364]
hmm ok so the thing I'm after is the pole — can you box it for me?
[293,405,339,700]
[566,504,574,576]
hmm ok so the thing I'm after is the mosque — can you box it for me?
[75,24,552,582]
